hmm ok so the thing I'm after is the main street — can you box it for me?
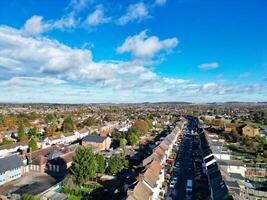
[168,117,198,200]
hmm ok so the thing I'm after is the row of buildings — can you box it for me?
[204,131,267,200]
[0,133,113,187]
[127,121,185,200]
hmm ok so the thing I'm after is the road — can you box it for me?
[168,117,198,200]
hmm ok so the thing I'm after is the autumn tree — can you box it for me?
[132,119,149,135]
[4,115,16,130]
[45,125,56,137]
[18,123,27,141]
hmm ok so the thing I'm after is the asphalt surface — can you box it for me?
[168,118,197,200]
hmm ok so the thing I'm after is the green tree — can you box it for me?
[29,127,38,138]
[28,138,38,151]
[126,129,139,145]
[95,154,105,174]
[91,131,99,136]
[45,113,56,124]
[63,116,75,133]
[0,138,14,145]
[83,117,97,127]
[21,194,40,200]
[70,146,97,185]
[107,155,128,175]
[18,123,27,141]
[119,138,127,148]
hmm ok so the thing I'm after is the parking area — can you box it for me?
[0,172,58,196]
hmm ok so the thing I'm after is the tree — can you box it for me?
[119,138,127,148]
[0,138,13,145]
[132,119,149,135]
[28,138,38,151]
[29,127,38,138]
[45,125,56,137]
[18,123,27,141]
[63,116,75,133]
[91,131,99,136]
[70,146,97,185]
[95,154,105,174]
[3,115,16,130]
[126,129,139,145]
[45,113,56,124]
[21,194,40,200]
[107,155,128,175]
[83,117,97,127]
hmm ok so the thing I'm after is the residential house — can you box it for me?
[0,141,28,158]
[217,160,246,177]
[63,132,79,144]
[46,150,75,176]
[242,124,260,137]
[75,128,89,139]
[23,144,70,173]
[127,160,164,200]
[82,135,111,151]
[0,155,25,186]
[127,181,153,200]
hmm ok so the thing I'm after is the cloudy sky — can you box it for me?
[0,0,266,103]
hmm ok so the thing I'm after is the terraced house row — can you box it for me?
[127,121,185,200]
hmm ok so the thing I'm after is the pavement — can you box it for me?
[1,172,58,196]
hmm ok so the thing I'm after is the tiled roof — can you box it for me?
[129,181,153,200]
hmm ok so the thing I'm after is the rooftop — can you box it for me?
[0,155,24,173]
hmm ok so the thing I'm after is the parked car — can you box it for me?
[170,181,176,188]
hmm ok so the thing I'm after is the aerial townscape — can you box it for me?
[0,0,267,200]
[0,103,266,200]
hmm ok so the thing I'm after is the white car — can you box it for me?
[173,177,178,182]
[169,181,176,188]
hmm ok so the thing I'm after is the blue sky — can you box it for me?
[0,0,266,103]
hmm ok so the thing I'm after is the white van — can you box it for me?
[186,179,192,199]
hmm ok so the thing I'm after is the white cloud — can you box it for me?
[22,15,77,35]
[201,82,217,92]
[117,2,149,25]
[163,78,191,85]
[0,26,162,90]
[198,62,219,70]
[0,77,66,87]
[1,25,265,103]
[22,15,49,35]
[84,5,110,26]
[155,0,167,6]
[67,0,93,14]
[117,30,178,59]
